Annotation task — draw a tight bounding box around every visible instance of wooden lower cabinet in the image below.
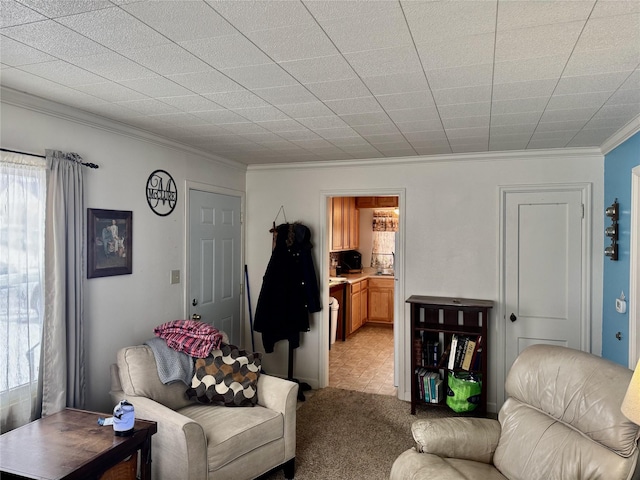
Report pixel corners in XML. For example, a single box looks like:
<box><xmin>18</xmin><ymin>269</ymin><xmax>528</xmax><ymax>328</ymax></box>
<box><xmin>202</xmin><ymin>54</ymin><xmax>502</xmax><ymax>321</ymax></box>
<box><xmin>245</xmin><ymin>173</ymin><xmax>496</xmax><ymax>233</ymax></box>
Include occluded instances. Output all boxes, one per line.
<box><xmin>347</xmin><ymin>279</ymin><xmax>368</xmax><ymax>335</ymax></box>
<box><xmin>368</xmin><ymin>277</ymin><xmax>394</xmax><ymax>324</ymax></box>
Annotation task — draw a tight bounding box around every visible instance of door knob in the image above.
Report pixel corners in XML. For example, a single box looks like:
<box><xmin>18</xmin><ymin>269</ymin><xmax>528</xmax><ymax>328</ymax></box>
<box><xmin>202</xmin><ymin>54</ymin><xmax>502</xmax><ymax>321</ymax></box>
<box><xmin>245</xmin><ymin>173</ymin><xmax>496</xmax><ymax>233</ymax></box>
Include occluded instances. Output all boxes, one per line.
<box><xmin>192</xmin><ymin>313</ymin><xmax>201</xmax><ymax>321</ymax></box>
<box><xmin>192</xmin><ymin>298</ymin><xmax>198</xmax><ymax>306</ymax></box>
<box><xmin>510</xmin><ymin>313</ymin><xmax>517</xmax><ymax>322</ymax></box>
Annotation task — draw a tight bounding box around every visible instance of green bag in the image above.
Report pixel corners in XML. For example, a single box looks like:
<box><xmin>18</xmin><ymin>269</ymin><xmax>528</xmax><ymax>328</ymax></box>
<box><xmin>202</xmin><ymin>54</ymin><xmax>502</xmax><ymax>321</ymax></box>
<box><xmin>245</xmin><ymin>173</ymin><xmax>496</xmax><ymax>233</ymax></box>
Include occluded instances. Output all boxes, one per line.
<box><xmin>446</xmin><ymin>372</ymin><xmax>482</xmax><ymax>412</ymax></box>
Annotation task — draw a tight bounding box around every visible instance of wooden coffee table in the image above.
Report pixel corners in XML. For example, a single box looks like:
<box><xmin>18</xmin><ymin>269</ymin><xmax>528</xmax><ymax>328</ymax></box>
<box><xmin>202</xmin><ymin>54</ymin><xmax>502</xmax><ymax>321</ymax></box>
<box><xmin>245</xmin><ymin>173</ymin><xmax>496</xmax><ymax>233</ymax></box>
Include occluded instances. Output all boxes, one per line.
<box><xmin>0</xmin><ymin>407</ymin><xmax>157</xmax><ymax>480</ymax></box>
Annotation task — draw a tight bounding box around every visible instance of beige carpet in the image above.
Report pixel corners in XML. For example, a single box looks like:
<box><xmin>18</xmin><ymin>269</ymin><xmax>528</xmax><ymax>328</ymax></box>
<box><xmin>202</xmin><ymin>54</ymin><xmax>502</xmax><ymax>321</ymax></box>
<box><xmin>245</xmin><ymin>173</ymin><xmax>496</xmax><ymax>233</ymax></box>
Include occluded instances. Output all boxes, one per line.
<box><xmin>259</xmin><ymin>387</ymin><xmax>455</xmax><ymax>480</ymax></box>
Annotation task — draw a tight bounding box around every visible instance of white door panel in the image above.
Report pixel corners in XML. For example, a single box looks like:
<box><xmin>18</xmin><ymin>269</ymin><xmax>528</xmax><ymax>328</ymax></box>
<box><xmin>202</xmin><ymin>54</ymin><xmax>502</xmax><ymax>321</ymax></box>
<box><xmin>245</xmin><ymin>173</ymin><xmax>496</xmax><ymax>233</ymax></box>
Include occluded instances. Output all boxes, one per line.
<box><xmin>505</xmin><ymin>190</ymin><xmax>583</xmax><ymax>372</ymax></box>
<box><xmin>189</xmin><ymin>190</ymin><xmax>241</xmax><ymax>345</ymax></box>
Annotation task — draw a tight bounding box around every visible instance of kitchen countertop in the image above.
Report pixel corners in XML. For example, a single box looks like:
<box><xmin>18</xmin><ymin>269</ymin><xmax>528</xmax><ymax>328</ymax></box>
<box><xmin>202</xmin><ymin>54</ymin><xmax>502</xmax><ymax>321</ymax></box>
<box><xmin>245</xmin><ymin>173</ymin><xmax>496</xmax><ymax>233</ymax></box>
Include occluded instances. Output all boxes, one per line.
<box><xmin>328</xmin><ymin>267</ymin><xmax>394</xmax><ymax>287</ymax></box>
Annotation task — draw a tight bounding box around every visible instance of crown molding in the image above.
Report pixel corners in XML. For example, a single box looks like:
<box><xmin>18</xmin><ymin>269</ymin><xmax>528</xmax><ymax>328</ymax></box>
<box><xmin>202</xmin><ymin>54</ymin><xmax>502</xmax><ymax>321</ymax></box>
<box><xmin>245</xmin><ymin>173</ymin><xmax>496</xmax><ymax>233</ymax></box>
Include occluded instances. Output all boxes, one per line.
<box><xmin>0</xmin><ymin>86</ymin><xmax>247</xmax><ymax>172</ymax></box>
<box><xmin>247</xmin><ymin>146</ymin><xmax>603</xmax><ymax>171</ymax></box>
<box><xmin>600</xmin><ymin>115</ymin><xmax>640</xmax><ymax>155</ymax></box>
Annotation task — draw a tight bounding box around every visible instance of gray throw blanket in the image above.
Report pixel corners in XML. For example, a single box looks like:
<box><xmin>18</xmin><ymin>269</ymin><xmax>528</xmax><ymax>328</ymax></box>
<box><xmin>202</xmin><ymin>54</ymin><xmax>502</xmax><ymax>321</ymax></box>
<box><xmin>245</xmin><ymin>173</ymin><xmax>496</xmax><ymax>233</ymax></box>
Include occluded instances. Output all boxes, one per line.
<box><xmin>145</xmin><ymin>337</ymin><xmax>194</xmax><ymax>385</ymax></box>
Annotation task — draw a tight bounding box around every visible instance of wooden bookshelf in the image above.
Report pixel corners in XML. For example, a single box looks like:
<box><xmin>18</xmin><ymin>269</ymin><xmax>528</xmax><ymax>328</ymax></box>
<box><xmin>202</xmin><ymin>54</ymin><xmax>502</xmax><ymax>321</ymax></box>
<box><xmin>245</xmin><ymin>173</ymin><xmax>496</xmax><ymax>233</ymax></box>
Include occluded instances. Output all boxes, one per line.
<box><xmin>406</xmin><ymin>295</ymin><xmax>493</xmax><ymax>415</ymax></box>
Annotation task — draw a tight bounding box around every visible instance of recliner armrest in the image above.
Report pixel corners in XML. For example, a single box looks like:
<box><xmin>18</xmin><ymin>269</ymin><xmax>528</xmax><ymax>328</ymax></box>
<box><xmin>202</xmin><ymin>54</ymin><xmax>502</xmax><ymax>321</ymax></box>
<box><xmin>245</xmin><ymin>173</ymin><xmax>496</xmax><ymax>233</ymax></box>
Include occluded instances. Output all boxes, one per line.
<box><xmin>412</xmin><ymin>417</ymin><xmax>501</xmax><ymax>464</ymax></box>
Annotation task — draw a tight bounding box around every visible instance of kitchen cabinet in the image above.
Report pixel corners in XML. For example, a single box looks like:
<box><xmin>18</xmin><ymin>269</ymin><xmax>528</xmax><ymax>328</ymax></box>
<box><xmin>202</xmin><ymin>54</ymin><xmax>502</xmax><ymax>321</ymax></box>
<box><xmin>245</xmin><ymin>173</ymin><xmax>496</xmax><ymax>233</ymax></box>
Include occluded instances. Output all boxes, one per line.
<box><xmin>368</xmin><ymin>277</ymin><xmax>394</xmax><ymax>324</ymax></box>
<box><xmin>330</xmin><ymin>197</ymin><xmax>359</xmax><ymax>252</ymax></box>
<box><xmin>355</xmin><ymin>196</ymin><xmax>398</xmax><ymax>209</ymax></box>
<box><xmin>347</xmin><ymin>278</ymin><xmax>368</xmax><ymax>335</ymax></box>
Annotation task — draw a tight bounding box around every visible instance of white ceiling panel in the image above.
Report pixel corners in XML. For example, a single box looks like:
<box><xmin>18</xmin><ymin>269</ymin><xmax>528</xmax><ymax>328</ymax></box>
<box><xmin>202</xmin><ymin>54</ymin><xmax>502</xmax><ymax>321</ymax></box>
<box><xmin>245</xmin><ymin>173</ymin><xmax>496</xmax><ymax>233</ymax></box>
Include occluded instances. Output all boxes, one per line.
<box><xmin>0</xmin><ymin>0</ymin><xmax>638</xmax><ymax>165</ymax></box>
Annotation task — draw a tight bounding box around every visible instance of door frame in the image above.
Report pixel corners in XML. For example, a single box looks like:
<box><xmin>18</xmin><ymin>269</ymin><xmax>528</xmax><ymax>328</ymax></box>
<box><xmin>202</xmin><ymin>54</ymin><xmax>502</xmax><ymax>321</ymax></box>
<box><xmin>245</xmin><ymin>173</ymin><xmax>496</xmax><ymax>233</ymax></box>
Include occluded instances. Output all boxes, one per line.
<box><xmin>629</xmin><ymin>166</ymin><xmax>640</xmax><ymax>368</ymax></box>
<box><xmin>184</xmin><ymin>180</ymin><xmax>246</xmax><ymax>336</ymax></box>
<box><xmin>318</xmin><ymin>188</ymin><xmax>407</xmax><ymax>400</ymax></box>
<box><xmin>497</xmin><ymin>183</ymin><xmax>592</xmax><ymax>408</ymax></box>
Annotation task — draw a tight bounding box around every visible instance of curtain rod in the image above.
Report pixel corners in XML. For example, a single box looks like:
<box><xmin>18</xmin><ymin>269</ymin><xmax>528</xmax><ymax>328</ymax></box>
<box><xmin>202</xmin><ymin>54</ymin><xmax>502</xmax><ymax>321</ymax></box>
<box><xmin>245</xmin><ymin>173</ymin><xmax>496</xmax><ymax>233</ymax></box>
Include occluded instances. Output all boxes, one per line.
<box><xmin>0</xmin><ymin>148</ymin><xmax>99</xmax><ymax>169</ymax></box>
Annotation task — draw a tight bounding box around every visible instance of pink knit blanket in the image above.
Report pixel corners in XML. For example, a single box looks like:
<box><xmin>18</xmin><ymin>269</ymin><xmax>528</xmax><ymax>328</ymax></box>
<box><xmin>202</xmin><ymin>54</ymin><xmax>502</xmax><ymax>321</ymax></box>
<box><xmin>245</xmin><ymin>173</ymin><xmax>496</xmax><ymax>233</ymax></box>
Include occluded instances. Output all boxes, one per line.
<box><xmin>154</xmin><ymin>320</ymin><xmax>224</xmax><ymax>358</ymax></box>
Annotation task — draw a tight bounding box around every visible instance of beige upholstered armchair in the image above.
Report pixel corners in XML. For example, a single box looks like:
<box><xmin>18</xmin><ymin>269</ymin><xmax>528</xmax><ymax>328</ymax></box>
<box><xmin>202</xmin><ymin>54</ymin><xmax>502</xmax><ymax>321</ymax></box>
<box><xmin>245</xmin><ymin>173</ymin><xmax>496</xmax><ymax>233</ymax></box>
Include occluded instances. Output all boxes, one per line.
<box><xmin>110</xmin><ymin>344</ymin><xmax>298</xmax><ymax>480</ymax></box>
<box><xmin>391</xmin><ymin>345</ymin><xmax>640</xmax><ymax>480</ymax></box>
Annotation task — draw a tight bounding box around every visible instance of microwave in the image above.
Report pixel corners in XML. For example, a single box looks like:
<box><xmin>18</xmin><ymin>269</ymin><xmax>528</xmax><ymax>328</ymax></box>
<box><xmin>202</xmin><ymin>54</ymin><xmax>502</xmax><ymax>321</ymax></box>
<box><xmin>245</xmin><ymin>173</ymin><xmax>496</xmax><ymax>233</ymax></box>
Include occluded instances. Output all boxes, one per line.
<box><xmin>342</xmin><ymin>250</ymin><xmax>362</xmax><ymax>271</ymax></box>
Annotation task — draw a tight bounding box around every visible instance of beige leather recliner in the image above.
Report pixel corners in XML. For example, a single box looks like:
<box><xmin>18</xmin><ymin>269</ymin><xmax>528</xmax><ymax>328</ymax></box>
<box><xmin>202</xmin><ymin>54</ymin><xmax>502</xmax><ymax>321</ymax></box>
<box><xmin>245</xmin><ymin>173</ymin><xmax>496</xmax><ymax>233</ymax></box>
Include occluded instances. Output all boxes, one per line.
<box><xmin>390</xmin><ymin>345</ymin><xmax>640</xmax><ymax>480</ymax></box>
<box><xmin>110</xmin><ymin>344</ymin><xmax>298</xmax><ymax>480</ymax></box>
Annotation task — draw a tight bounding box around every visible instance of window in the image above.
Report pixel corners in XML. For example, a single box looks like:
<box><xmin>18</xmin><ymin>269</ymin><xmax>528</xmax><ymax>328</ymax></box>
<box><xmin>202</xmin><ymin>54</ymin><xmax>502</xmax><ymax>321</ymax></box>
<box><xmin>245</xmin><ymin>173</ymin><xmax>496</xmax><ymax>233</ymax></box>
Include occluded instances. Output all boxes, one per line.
<box><xmin>371</xmin><ymin>209</ymin><xmax>398</xmax><ymax>270</ymax></box>
<box><xmin>0</xmin><ymin>153</ymin><xmax>46</xmax><ymax>428</ymax></box>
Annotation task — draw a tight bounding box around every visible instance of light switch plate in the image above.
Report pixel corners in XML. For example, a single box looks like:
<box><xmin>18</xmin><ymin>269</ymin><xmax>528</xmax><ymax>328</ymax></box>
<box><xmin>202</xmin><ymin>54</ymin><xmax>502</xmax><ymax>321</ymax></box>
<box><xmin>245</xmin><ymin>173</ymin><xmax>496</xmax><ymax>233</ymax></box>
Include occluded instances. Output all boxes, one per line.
<box><xmin>616</xmin><ymin>298</ymin><xmax>626</xmax><ymax>314</ymax></box>
<box><xmin>170</xmin><ymin>270</ymin><xmax>180</xmax><ymax>284</ymax></box>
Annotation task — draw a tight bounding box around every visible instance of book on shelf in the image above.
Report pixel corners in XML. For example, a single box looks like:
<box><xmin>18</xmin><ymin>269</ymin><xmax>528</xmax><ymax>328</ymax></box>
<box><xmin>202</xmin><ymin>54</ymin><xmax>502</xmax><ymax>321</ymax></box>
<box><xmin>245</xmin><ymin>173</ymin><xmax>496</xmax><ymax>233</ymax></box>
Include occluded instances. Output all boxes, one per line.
<box><xmin>461</xmin><ymin>338</ymin><xmax>477</xmax><ymax>370</ymax></box>
<box><xmin>447</xmin><ymin>334</ymin><xmax>482</xmax><ymax>370</ymax></box>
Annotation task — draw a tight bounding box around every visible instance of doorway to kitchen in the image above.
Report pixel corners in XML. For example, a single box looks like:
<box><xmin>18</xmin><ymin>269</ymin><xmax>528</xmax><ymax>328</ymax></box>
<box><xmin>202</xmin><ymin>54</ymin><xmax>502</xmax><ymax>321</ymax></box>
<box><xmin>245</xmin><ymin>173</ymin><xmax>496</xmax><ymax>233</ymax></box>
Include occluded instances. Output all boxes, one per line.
<box><xmin>324</xmin><ymin>193</ymin><xmax>403</xmax><ymax>397</ymax></box>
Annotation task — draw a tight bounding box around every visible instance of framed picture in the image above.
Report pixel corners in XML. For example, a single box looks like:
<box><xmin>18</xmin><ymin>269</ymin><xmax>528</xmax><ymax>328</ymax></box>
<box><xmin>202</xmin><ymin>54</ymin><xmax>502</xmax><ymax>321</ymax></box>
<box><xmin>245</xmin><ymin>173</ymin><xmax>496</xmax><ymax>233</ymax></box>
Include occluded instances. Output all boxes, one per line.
<box><xmin>87</xmin><ymin>208</ymin><xmax>132</xmax><ymax>278</ymax></box>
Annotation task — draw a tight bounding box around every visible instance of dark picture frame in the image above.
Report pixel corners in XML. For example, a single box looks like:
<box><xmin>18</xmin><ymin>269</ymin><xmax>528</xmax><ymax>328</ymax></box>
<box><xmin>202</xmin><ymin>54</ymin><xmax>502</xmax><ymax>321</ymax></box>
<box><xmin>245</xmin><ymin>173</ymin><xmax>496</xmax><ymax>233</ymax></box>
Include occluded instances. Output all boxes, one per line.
<box><xmin>87</xmin><ymin>208</ymin><xmax>132</xmax><ymax>278</ymax></box>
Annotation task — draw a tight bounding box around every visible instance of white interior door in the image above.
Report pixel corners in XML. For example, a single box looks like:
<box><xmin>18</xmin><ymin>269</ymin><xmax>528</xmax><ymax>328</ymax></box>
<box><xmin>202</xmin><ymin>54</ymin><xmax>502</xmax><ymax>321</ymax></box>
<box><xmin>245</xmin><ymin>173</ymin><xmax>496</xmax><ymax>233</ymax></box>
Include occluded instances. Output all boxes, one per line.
<box><xmin>504</xmin><ymin>189</ymin><xmax>584</xmax><ymax>372</ymax></box>
<box><xmin>189</xmin><ymin>189</ymin><xmax>241</xmax><ymax>345</ymax></box>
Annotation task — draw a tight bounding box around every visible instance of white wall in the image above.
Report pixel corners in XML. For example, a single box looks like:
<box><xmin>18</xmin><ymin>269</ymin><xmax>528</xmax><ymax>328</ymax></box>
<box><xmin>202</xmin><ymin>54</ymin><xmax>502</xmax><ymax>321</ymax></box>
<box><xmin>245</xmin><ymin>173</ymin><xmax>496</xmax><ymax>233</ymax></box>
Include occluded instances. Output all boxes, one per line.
<box><xmin>1</xmin><ymin>90</ymin><xmax>246</xmax><ymax>412</ymax></box>
<box><xmin>246</xmin><ymin>151</ymin><xmax>604</xmax><ymax>411</ymax></box>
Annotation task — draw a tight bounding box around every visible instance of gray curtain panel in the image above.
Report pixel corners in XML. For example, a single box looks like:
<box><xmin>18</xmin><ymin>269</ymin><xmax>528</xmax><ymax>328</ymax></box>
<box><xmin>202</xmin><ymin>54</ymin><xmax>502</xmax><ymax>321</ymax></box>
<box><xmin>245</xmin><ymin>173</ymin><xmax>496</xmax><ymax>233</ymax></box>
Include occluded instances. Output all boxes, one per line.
<box><xmin>41</xmin><ymin>149</ymin><xmax>85</xmax><ymax>415</ymax></box>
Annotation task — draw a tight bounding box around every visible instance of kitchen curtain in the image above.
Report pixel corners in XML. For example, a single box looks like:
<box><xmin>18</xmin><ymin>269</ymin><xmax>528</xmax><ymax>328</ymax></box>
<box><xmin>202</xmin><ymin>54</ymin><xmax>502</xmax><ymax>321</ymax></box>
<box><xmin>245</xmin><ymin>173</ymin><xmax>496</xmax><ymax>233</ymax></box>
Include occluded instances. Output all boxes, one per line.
<box><xmin>41</xmin><ymin>149</ymin><xmax>86</xmax><ymax>415</ymax></box>
<box><xmin>371</xmin><ymin>209</ymin><xmax>398</xmax><ymax>270</ymax></box>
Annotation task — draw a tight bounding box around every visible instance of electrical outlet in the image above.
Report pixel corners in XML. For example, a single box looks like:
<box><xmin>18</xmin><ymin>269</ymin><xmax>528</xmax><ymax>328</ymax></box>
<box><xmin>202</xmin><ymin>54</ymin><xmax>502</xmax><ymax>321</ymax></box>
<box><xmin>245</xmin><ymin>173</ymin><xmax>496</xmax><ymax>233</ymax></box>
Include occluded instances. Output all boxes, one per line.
<box><xmin>170</xmin><ymin>270</ymin><xmax>180</xmax><ymax>284</ymax></box>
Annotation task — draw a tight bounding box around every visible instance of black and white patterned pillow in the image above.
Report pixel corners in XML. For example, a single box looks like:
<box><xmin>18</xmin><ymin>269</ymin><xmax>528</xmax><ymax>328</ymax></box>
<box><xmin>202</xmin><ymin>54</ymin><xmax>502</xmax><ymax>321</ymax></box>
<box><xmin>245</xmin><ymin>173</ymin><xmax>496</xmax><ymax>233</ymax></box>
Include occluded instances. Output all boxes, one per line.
<box><xmin>186</xmin><ymin>344</ymin><xmax>261</xmax><ymax>407</ymax></box>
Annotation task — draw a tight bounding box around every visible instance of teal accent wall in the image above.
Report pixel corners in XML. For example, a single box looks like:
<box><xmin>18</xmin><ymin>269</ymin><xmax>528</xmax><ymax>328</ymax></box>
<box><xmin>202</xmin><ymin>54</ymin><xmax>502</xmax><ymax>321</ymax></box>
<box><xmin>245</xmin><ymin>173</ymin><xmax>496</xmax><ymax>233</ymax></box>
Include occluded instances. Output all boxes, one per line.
<box><xmin>602</xmin><ymin>131</ymin><xmax>640</xmax><ymax>365</ymax></box>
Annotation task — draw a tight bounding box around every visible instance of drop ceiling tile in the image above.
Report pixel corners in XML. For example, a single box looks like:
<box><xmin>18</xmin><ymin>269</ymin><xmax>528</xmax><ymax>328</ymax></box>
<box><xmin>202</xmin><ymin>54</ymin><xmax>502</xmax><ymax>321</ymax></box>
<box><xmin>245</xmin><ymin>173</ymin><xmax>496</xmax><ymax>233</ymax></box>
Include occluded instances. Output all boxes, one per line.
<box><xmin>247</xmin><ymin>24</ymin><xmax>338</xmax><ymax>62</ymax></box>
<box><xmin>0</xmin><ymin>35</ymin><xmax>56</xmax><ymax>66</ymax></box>
<box><xmin>375</xmin><ymin>91</ymin><xmax>435</xmax><ymax>111</ymax></box>
<box><xmin>277</xmin><ymin>101</ymin><xmax>335</xmax><ymax>118</ymax></box>
<box><xmin>495</xmin><ymin>21</ymin><xmax>583</xmax><ymax>62</ymax></box>
<box><xmin>492</xmin><ymin>96</ymin><xmax>550</xmax><ymax>115</ymax></box>
<box><xmin>439</xmin><ymin>102</ymin><xmax>490</xmax><ymax>119</ymax></box>
<box><xmin>445</xmin><ymin>126</ymin><xmax>490</xmax><ymax>139</ymax></box>
<box><xmin>253</xmin><ymin>84</ymin><xmax>317</xmax><ymax>105</ymax></box>
<box><xmin>535</xmin><ymin>120</ymin><xmax>587</xmax><ymax>132</ymax></box>
<box><xmin>596</xmin><ymin>103</ymin><xmax>640</xmax><ymax>119</ymax></box>
<box><xmin>492</xmin><ymin>78</ymin><xmax>557</xmax><ymax>101</ymax></box>
<box><xmin>443</xmin><ymin>116</ymin><xmax>490</xmax><ymax>129</ymax></box>
<box><xmin>344</xmin><ymin>45</ymin><xmax>423</xmax><ymax>78</ymax></box>
<box><xmin>204</xmin><ymin>90</ymin><xmax>269</xmax><ymax>109</ymax></box>
<box><xmin>568</xmin><ymin>128</ymin><xmax>619</xmax><ymax>146</ymax></box>
<box><xmin>324</xmin><ymin>96</ymin><xmax>381</xmax><ymax>115</ymax></box>
<box><xmin>555</xmin><ymin>71</ymin><xmax>632</xmax><ymax>95</ymax></box>
<box><xmin>210</xmin><ymin>0</ymin><xmax>315</xmax><ymax>31</ymax></box>
<box><xmin>83</xmin><ymin>102</ymin><xmax>140</xmax><ymax>120</ymax></box>
<box><xmin>149</xmin><ymin>112</ymin><xmax>209</xmax><ymax>127</ymax></box>
<box><xmin>375</xmin><ymin>145</ymin><xmax>416</xmax><ymax>157</ymax></box>
<box><xmin>563</xmin><ymin>47</ymin><xmax>640</xmax><ymax>77</ymax></box>
<box><xmin>426</xmin><ymin>63</ymin><xmax>494</xmax><ymax>90</ymax></box>
<box><xmin>489</xmin><ymin>141</ymin><xmax>528</xmax><ymax>151</ymax></box>
<box><xmin>529</xmin><ymin>130</ymin><xmax>578</xmax><ymax>141</ymax></box>
<box><xmin>58</xmin><ymin>7</ymin><xmax>168</xmax><ymax>51</ymax></box>
<box><xmin>290</xmin><ymin>138</ymin><xmax>334</xmax><ymax>149</ymax></box>
<box><xmin>315</xmin><ymin>127</ymin><xmax>360</xmax><ymax>139</ymax></box>
<box><xmin>340</xmin><ymin>112</ymin><xmax>392</xmax><ymax>127</ymax></box>
<box><xmin>1</xmin><ymin>0</ymin><xmax>46</xmax><ymax>27</ymax></box>
<box><xmin>191</xmin><ymin>109</ymin><xmax>248</xmax><ymax>124</ymax></box>
<box><xmin>2</xmin><ymin>20</ymin><xmax>109</xmax><ymax>59</ymax></box>
<box><xmin>221</xmin><ymin>63</ymin><xmax>297</xmax><ymax>90</ymax></box>
<box><xmin>121</xmin><ymin>43</ymin><xmax>210</xmax><ymax>76</ymax></box>
<box><xmin>491</xmin><ymin>111</ymin><xmax>543</xmax><ymax>126</ymax></box>
<box><xmin>396</xmin><ymin>119</ymin><xmax>445</xmax><ymax>132</ymax></box>
<box><xmin>539</xmin><ymin>106</ymin><xmax>598</xmax><ymax>123</ymax></box>
<box><xmin>316</xmin><ymin>7</ymin><xmax>412</xmax><ymax>53</ymax></box>
<box><xmin>240</xmin><ymin>132</ymin><xmax>286</xmax><ymax>144</ymax></box>
<box><xmin>387</xmin><ymin>107</ymin><xmax>439</xmax><ymax>124</ymax></box>
<box><xmin>71</xmin><ymin>81</ymin><xmax>146</xmax><ymax>102</ymax></box>
<box><xmin>493</xmin><ymin>55</ymin><xmax>568</xmax><ymax>85</ymax></box>
<box><xmin>527</xmin><ymin>138</ymin><xmax>571</xmax><ymax>148</ymax></box>
<box><xmin>19</xmin><ymin>0</ymin><xmax>113</xmax><ymax>18</ymax></box>
<box><xmin>415</xmin><ymin>33</ymin><xmax>495</xmax><ymax>70</ymax></box>
<box><xmin>157</xmin><ymin>95</ymin><xmax>223</xmax><ymax>112</ymax></box>
<box><xmin>179</xmin><ymin>35</ymin><xmax>272</xmax><ymax>69</ymax></box>
<box><xmin>305</xmin><ymin>78</ymin><xmax>371</xmax><ymax>101</ymax></box>
<box><xmin>414</xmin><ymin>145</ymin><xmax>452</xmax><ymax>156</ymax></box>
<box><xmin>363</xmin><ymin>134</ymin><xmax>409</xmax><ymax>145</ymax></box>
<box><xmin>122</xmin><ymin>116</ymin><xmax>170</xmax><ymax>130</ymax></box>
<box><xmin>489</xmin><ymin>133</ymin><xmax>534</xmax><ymax>143</ymax></box>
<box><xmin>116</xmin><ymin>98</ymin><xmax>180</xmax><ymax>116</ymax></box>
<box><xmin>231</xmin><ymin>106</ymin><xmax>291</xmax><ymax>122</ymax></box>
<box><xmin>120</xmin><ymin>76</ymin><xmax>193</xmax><ymax>98</ymax></box>
<box><xmin>180</xmin><ymin>124</ymin><xmax>229</xmax><ymax>136</ymax></box>
<box><xmin>591</xmin><ymin>0</ymin><xmax>640</xmax><ymax>18</ymax></box>
<box><xmin>122</xmin><ymin>1</ymin><xmax>236</xmax><ymax>42</ymax></box>
<box><xmin>220</xmin><ymin>122</ymin><xmax>270</xmax><ymax>135</ymax></box>
<box><xmin>432</xmin><ymin>85</ymin><xmax>492</xmax><ymax>106</ymax></box>
<box><xmin>43</xmin><ymin>85</ymin><xmax>107</xmax><ymax>108</ymax></box>
<box><xmin>496</xmin><ymin>1</ymin><xmax>593</xmax><ymax>31</ymax></box>
<box><xmin>409</xmin><ymin>139</ymin><xmax>451</xmax><ymax>150</ymax></box>
<box><xmin>403</xmin><ymin>131</ymin><xmax>448</xmax><ymax>143</ymax></box>
<box><xmin>19</xmin><ymin>60</ymin><xmax>106</xmax><ymax>86</ymax></box>
<box><xmin>361</xmin><ymin>71</ymin><xmax>429</xmax><ymax>96</ymax></box>
<box><xmin>328</xmin><ymin>137</ymin><xmax>371</xmax><ymax>147</ymax></box>
<box><xmin>256</xmin><ymin>118</ymin><xmax>309</xmax><ymax>133</ymax></box>
<box><xmin>304</xmin><ymin>1</ymin><xmax>397</xmax><ymax>22</ymax></box>
<box><xmin>451</xmin><ymin>144</ymin><xmax>488</xmax><ymax>154</ymax></box>
<box><xmin>352</xmin><ymin>123</ymin><xmax>400</xmax><ymax>136</ymax></box>
<box><xmin>296</xmin><ymin>115</ymin><xmax>349</xmax><ymax>129</ymax></box>
<box><xmin>490</xmin><ymin>124</ymin><xmax>537</xmax><ymax>136</ymax></box>
<box><xmin>71</xmin><ymin>52</ymin><xmax>157</xmax><ymax>82</ymax></box>
<box><xmin>606</xmin><ymin>88</ymin><xmax>640</xmax><ymax>106</ymax></box>
<box><xmin>575</xmin><ymin>13</ymin><xmax>640</xmax><ymax>52</ymax></box>
<box><xmin>280</xmin><ymin>55</ymin><xmax>356</xmax><ymax>84</ymax></box>
<box><xmin>402</xmin><ymin>1</ymin><xmax>496</xmax><ymax>44</ymax></box>
<box><xmin>169</xmin><ymin>70</ymin><xmax>243</xmax><ymax>95</ymax></box>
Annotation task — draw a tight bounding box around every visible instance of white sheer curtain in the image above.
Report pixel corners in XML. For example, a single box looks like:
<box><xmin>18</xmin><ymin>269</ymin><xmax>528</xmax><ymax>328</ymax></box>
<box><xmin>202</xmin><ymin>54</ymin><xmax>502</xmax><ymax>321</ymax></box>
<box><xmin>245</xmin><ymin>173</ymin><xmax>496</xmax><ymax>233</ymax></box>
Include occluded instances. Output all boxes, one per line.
<box><xmin>0</xmin><ymin>151</ymin><xmax>46</xmax><ymax>433</ymax></box>
<box><xmin>371</xmin><ymin>210</ymin><xmax>398</xmax><ymax>269</ymax></box>
<box><xmin>41</xmin><ymin>149</ymin><xmax>86</xmax><ymax>415</ymax></box>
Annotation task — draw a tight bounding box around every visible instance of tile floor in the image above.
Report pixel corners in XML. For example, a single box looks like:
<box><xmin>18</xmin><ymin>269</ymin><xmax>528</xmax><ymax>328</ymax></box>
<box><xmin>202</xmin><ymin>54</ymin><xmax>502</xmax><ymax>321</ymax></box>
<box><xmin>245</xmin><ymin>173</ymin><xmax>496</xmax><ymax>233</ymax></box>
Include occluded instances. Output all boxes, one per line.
<box><xmin>329</xmin><ymin>324</ymin><xmax>397</xmax><ymax>396</ymax></box>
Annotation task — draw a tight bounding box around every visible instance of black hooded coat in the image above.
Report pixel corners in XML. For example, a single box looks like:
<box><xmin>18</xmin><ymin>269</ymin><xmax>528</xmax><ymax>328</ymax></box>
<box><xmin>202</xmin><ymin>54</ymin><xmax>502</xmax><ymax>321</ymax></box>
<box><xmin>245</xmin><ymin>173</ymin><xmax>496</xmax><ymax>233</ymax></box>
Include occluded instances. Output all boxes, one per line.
<box><xmin>254</xmin><ymin>223</ymin><xmax>321</xmax><ymax>353</ymax></box>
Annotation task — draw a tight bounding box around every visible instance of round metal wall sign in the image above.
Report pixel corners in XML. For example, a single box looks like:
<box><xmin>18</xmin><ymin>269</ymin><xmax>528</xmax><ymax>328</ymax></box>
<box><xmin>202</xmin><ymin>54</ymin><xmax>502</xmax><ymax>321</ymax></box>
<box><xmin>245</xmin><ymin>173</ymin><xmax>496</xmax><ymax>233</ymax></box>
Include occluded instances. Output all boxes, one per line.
<box><xmin>146</xmin><ymin>169</ymin><xmax>177</xmax><ymax>216</ymax></box>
